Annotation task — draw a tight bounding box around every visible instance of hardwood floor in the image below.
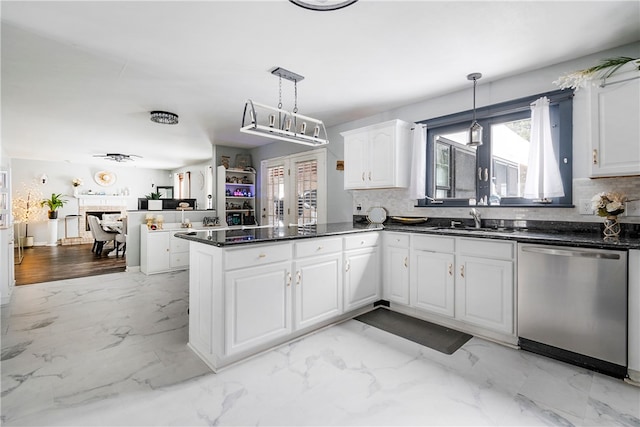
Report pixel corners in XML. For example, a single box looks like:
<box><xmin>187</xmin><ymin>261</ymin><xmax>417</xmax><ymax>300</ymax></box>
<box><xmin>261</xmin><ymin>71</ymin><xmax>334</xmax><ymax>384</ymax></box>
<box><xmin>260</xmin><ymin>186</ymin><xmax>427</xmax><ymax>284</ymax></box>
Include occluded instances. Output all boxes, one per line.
<box><xmin>14</xmin><ymin>243</ymin><xmax>126</xmax><ymax>286</ymax></box>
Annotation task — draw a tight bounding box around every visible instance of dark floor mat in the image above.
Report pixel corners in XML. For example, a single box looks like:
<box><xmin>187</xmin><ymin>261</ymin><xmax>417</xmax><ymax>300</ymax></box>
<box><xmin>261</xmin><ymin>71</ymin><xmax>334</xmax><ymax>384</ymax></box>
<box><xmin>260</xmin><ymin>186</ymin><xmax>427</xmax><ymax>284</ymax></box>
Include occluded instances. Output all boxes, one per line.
<box><xmin>354</xmin><ymin>308</ymin><xmax>472</xmax><ymax>355</ymax></box>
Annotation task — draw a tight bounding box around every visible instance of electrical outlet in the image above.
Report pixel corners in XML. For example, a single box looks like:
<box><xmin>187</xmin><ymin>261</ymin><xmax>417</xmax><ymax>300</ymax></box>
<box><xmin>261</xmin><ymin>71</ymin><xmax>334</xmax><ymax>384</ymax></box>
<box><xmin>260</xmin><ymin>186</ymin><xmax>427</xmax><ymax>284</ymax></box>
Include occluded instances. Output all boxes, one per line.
<box><xmin>579</xmin><ymin>199</ymin><xmax>594</xmax><ymax>215</ymax></box>
<box><xmin>625</xmin><ymin>200</ymin><xmax>640</xmax><ymax>217</ymax></box>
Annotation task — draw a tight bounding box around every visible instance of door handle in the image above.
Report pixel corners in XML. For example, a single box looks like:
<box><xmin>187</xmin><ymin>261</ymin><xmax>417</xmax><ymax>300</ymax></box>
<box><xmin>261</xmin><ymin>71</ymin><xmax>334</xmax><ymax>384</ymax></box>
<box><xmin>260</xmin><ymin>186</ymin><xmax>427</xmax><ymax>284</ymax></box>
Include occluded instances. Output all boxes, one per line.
<box><xmin>286</xmin><ymin>272</ymin><xmax>292</xmax><ymax>287</ymax></box>
<box><xmin>460</xmin><ymin>265</ymin><xmax>465</xmax><ymax>278</ymax></box>
<box><xmin>448</xmin><ymin>263</ymin><xmax>453</xmax><ymax>276</ymax></box>
<box><xmin>403</xmin><ymin>257</ymin><xmax>408</xmax><ymax>268</ymax></box>
<box><xmin>296</xmin><ymin>271</ymin><xmax>301</xmax><ymax>285</ymax></box>
<box><xmin>361</xmin><ymin>172</ymin><xmax>365</xmax><ymax>181</ymax></box>
<box><xmin>368</xmin><ymin>171</ymin><xmax>372</xmax><ymax>181</ymax></box>
<box><xmin>345</xmin><ymin>260</ymin><xmax>350</xmax><ymax>272</ymax></box>
<box><xmin>484</xmin><ymin>168</ymin><xmax>489</xmax><ymax>182</ymax></box>
<box><xmin>478</xmin><ymin>167</ymin><xmax>482</xmax><ymax>181</ymax></box>
<box><xmin>593</xmin><ymin>149</ymin><xmax>598</xmax><ymax>165</ymax></box>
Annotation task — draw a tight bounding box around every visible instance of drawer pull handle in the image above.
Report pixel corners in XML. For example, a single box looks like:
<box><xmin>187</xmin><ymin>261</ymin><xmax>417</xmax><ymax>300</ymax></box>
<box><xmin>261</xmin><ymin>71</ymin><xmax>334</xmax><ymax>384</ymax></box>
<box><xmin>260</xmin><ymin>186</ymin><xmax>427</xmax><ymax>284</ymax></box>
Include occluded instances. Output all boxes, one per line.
<box><xmin>593</xmin><ymin>149</ymin><xmax>598</xmax><ymax>165</ymax></box>
<box><xmin>368</xmin><ymin>171</ymin><xmax>372</xmax><ymax>181</ymax></box>
<box><xmin>460</xmin><ymin>265</ymin><xmax>465</xmax><ymax>278</ymax></box>
<box><xmin>296</xmin><ymin>271</ymin><xmax>301</xmax><ymax>285</ymax></box>
<box><xmin>345</xmin><ymin>260</ymin><xmax>350</xmax><ymax>272</ymax></box>
<box><xmin>448</xmin><ymin>263</ymin><xmax>453</xmax><ymax>276</ymax></box>
<box><xmin>287</xmin><ymin>272</ymin><xmax>292</xmax><ymax>287</ymax></box>
<box><xmin>317</xmin><ymin>246</ymin><xmax>323</xmax><ymax>251</ymax></box>
<box><xmin>258</xmin><ymin>253</ymin><xmax>266</xmax><ymax>258</ymax></box>
<box><xmin>403</xmin><ymin>257</ymin><xmax>408</xmax><ymax>268</ymax></box>
<box><xmin>362</xmin><ymin>172</ymin><xmax>365</xmax><ymax>181</ymax></box>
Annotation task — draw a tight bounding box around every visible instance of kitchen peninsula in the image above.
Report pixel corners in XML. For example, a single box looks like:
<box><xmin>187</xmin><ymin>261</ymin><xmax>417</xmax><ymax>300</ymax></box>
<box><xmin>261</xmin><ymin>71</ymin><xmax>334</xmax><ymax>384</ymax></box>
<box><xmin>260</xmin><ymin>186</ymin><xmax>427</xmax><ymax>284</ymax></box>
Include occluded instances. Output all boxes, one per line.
<box><xmin>176</xmin><ymin>223</ymin><xmax>383</xmax><ymax>372</ymax></box>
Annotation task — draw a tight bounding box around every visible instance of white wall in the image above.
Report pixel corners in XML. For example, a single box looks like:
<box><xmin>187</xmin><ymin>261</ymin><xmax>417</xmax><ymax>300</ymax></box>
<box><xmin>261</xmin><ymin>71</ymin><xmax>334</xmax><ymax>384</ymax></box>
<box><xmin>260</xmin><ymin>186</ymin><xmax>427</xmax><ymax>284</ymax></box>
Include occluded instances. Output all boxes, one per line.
<box><xmin>253</xmin><ymin>41</ymin><xmax>640</xmax><ymax>224</ymax></box>
<box><xmin>11</xmin><ymin>158</ymin><xmax>173</xmax><ymax>244</ymax></box>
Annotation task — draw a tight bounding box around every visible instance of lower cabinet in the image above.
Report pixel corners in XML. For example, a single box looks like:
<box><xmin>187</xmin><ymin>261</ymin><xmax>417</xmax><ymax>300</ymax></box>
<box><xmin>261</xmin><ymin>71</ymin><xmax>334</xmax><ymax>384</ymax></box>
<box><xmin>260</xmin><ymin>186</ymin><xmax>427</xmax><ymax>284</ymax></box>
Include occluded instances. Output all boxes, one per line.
<box><xmin>188</xmin><ymin>232</ymin><xmax>379</xmax><ymax>372</ymax></box>
<box><xmin>405</xmin><ymin>234</ymin><xmax>515</xmax><ymax>338</ymax></box>
<box><xmin>293</xmin><ymin>252</ymin><xmax>343</xmax><ymax>330</ymax></box>
<box><xmin>383</xmin><ymin>232</ymin><xmax>410</xmax><ymax>305</ymax></box>
<box><xmin>344</xmin><ymin>233</ymin><xmax>381</xmax><ymax>311</ymax></box>
<box><xmin>225</xmin><ymin>261</ymin><xmax>292</xmax><ymax>355</ymax></box>
<box><xmin>141</xmin><ymin>227</ymin><xmax>190</xmax><ymax>275</ymax></box>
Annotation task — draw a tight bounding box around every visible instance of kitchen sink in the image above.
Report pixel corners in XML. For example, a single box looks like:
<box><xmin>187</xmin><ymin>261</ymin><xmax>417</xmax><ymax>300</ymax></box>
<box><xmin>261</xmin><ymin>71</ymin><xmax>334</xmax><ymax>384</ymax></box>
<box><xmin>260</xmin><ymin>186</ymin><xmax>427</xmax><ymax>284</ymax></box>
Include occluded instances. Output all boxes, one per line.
<box><xmin>438</xmin><ymin>226</ymin><xmax>516</xmax><ymax>234</ymax></box>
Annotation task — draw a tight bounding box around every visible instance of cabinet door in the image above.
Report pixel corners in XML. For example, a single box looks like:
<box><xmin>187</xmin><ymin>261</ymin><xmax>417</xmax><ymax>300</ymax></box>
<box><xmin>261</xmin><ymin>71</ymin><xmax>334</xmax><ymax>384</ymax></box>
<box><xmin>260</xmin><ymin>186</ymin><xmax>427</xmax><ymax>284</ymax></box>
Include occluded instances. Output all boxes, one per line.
<box><xmin>455</xmin><ymin>255</ymin><xmax>513</xmax><ymax>334</ymax></box>
<box><xmin>384</xmin><ymin>245</ymin><xmax>409</xmax><ymax>305</ymax></box>
<box><xmin>224</xmin><ymin>261</ymin><xmax>292</xmax><ymax>355</ymax></box>
<box><xmin>590</xmin><ymin>70</ymin><xmax>640</xmax><ymax>177</ymax></box>
<box><xmin>189</xmin><ymin>244</ymin><xmax>215</xmax><ymax>354</ymax></box>
<box><xmin>344</xmin><ymin>247</ymin><xmax>381</xmax><ymax>311</ymax></box>
<box><xmin>144</xmin><ymin>232</ymin><xmax>171</xmax><ymax>274</ymax></box>
<box><xmin>410</xmin><ymin>249</ymin><xmax>455</xmax><ymax>317</ymax></box>
<box><xmin>293</xmin><ymin>253</ymin><xmax>343</xmax><ymax>330</ymax></box>
<box><xmin>368</xmin><ymin>126</ymin><xmax>395</xmax><ymax>187</ymax></box>
<box><xmin>344</xmin><ymin>132</ymin><xmax>368</xmax><ymax>189</ymax></box>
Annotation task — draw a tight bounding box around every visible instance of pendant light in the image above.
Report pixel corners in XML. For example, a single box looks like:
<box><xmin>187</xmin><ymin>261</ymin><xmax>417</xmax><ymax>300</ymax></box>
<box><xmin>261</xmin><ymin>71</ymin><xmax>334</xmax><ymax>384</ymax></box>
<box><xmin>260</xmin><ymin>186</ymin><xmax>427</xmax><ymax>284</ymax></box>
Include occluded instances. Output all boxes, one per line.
<box><xmin>467</xmin><ymin>73</ymin><xmax>483</xmax><ymax>146</ymax></box>
<box><xmin>241</xmin><ymin>67</ymin><xmax>328</xmax><ymax>147</ymax></box>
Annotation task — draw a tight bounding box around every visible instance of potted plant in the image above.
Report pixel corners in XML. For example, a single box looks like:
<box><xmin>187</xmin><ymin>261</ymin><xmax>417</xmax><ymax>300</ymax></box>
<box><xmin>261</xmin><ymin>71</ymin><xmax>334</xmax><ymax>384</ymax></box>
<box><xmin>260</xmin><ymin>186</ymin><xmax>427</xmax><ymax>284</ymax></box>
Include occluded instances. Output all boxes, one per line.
<box><xmin>146</xmin><ymin>189</ymin><xmax>163</xmax><ymax>211</ymax></box>
<box><xmin>40</xmin><ymin>193</ymin><xmax>67</xmax><ymax>219</ymax></box>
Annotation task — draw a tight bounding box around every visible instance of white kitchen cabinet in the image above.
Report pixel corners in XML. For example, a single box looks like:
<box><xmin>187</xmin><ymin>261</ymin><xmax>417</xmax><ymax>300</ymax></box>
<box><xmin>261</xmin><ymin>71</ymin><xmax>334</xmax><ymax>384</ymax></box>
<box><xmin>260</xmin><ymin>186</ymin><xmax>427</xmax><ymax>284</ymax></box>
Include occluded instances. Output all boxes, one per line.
<box><xmin>293</xmin><ymin>237</ymin><xmax>343</xmax><ymax>330</ymax></box>
<box><xmin>343</xmin><ymin>232</ymin><xmax>381</xmax><ymax>311</ymax></box>
<box><xmin>589</xmin><ymin>67</ymin><xmax>640</xmax><ymax>177</ymax></box>
<box><xmin>341</xmin><ymin>119</ymin><xmax>412</xmax><ymax>189</ymax></box>
<box><xmin>456</xmin><ymin>255</ymin><xmax>513</xmax><ymax>335</ymax></box>
<box><xmin>407</xmin><ymin>234</ymin><xmax>515</xmax><ymax>336</ymax></box>
<box><xmin>140</xmin><ymin>227</ymin><xmax>190</xmax><ymax>275</ymax></box>
<box><xmin>410</xmin><ymin>235</ymin><xmax>455</xmax><ymax>317</ymax></box>
<box><xmin>383</xmin><ymin>232</ymin><xmax>410</xmax><ymax>305</ymax></box>
<box><xmin>224</xmin><ymin>261</ymin><xmax>292</xmax><ymax>355</ymax></box>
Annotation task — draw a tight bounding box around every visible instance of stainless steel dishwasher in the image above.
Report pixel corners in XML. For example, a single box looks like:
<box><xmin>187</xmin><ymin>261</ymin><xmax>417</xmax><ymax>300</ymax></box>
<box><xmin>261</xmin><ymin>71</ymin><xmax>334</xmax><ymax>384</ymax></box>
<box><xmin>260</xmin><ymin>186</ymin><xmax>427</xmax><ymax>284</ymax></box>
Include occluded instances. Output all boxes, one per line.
<box><xmin>518</xmin><ymin>243</ymin><xmax>627</xmax><ymax>378</ymax></box>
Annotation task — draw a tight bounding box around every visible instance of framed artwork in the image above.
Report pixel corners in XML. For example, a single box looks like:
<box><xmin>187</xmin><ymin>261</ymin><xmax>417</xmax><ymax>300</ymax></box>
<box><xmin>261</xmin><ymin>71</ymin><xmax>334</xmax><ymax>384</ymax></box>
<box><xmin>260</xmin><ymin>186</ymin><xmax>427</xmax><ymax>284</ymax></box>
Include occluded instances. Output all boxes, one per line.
<box><xmin>157</xmin><ymin>186</ymin><xmax>174</xmax><ymax>199</ymax></box>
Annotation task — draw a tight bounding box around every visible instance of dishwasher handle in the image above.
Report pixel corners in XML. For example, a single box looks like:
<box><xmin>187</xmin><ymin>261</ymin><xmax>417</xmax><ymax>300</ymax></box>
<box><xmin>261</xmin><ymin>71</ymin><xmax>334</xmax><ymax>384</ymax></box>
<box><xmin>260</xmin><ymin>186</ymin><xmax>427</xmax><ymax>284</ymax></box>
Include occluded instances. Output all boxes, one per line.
<box><xmin>521</xmin><ymin>246</ymin><xmax>620</xmax><ymax>260</ymax></box>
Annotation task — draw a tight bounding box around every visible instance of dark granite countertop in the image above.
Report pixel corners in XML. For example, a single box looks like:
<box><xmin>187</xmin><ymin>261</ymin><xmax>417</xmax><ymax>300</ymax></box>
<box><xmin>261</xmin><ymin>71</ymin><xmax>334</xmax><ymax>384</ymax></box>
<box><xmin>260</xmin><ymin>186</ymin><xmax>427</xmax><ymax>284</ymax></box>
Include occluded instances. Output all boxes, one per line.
<box><xmin>175</xmin><ymin>219</ymin><xmax>639</xmax><ymax>250</ymax></box>
<box><xmin>174</xmin><ymin>222</ymin><xmax>383</xmax><ymax>247</ymax></box>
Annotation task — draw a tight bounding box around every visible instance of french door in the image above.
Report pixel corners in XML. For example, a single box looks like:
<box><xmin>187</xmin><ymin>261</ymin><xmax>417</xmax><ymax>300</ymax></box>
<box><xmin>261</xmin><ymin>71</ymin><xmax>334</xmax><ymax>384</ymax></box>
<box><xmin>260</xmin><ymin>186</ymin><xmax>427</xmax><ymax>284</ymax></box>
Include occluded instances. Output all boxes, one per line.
<box><xmin>261</xmin><ymin>149</ymin><xmax>326</xmax><ymax>227</ymax></box>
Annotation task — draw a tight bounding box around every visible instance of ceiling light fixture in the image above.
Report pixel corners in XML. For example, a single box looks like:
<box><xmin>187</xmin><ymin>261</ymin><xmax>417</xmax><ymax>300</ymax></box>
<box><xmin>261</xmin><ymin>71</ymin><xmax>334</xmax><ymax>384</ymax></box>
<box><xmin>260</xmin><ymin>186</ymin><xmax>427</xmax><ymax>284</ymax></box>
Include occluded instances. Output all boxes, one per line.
<box><xmin>150</xmin><ymin>110</ymin><xmax>179</xmax><ymax>125</ymax></box>
<box><xmin>289</xmin><ymin>0</ymin><xmax>358</xmax><ymax>11</ymax></box>
<box><xmin>241</xmin><ymin>67</ymin><xmax>328</xmax><ymax>147</ymax></box>
<box><xmin>467</xmin><ymin>73</ymin><xmax>483</xmax><ymax>147</ymax></box>
<box><xmin>93</xmin><ymin>153</ymin><xmax>142</xmax><ymax>162</ymax></box>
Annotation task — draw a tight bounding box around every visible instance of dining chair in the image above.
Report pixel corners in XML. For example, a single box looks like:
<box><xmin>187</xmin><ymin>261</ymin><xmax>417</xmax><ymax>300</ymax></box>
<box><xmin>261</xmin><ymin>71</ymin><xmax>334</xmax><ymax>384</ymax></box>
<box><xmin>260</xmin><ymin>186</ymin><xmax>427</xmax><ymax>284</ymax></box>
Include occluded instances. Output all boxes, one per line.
<box><xmin>115</xmin><ymin>218</ymin><xmax>127</xmax><ymax>257</ymax></box>
<box><xmin>87</xmin><ymin>215</ymin><xmax>118</xmax><ymax>256</ymax></box>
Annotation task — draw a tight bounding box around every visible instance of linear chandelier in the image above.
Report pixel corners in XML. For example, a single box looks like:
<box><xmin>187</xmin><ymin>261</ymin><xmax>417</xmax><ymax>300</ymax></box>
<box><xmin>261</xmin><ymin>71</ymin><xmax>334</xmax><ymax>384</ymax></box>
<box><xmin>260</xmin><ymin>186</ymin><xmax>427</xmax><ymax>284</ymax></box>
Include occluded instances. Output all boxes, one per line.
<box><xmin>240</xmin><ymin>67</ymin><xmax>329</xmax><ymax>147</ymax></box>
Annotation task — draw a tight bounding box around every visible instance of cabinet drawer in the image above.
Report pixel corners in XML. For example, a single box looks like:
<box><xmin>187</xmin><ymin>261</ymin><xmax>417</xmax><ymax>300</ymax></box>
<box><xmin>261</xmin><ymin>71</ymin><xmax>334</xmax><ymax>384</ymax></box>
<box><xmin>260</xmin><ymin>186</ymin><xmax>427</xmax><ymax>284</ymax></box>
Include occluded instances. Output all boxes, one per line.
<box><xmin>295</xmin><ymin>237</ymin><xmax>342</xmax><ymax>258</ymax></box>
<box><xmin>412</xmin><ymin>234</ymin><xmax>455</xmax><ymax>253</ymax></box>
<box><xmin>225</xmin><ymin>243</ymin><xmax>292</xmax><ymax>270</ymax></box>
<box><xmin>170</xmin><ymin>253</ymin><xmax>189</xmax><ymax>268</ymax></box>
<box><xmin>384</xmin><ymin>232</ymin><xmax>409</xmax><ymax>247</ymax></box>
<box><xmin>170</xmin><ymin>236</ymin><xmax>189</xmax><ymax>253</ymax></box>
<box><xmin>458</xmin><ymin>237</ymin><xmax>514</xmax><ymax>260</ymax></box>
<box><xmin>344</xmin><ymin>232</ymin><xmax>380</xmax><ymax>250</ymax></box>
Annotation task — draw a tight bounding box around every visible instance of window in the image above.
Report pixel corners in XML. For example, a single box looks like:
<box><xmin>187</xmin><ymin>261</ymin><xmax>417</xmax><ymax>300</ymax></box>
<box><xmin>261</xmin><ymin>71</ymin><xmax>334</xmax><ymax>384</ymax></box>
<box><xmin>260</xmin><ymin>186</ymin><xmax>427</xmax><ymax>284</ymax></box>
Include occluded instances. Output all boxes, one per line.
<box><xmin>419</xmin><ymin>89</ymin><xmax>573</xmax><ymax>207</ymax></box>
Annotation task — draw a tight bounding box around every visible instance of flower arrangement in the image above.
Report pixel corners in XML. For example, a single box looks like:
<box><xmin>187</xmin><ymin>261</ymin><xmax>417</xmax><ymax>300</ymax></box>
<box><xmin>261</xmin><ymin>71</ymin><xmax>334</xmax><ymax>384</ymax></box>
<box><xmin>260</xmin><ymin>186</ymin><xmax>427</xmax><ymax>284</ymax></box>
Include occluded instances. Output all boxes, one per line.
<box><xmin>553</xmin><ymin>57</ymin><xmax>640</xmax><ymax>91</ymax></box>
<box><xmin>72</xmin><ymin>178</ymin><xmax>83</xmax><ymax>187</ymax></box>
<box><xmin>591</xmin><ymin>191</ymin><xmax>627</xmax><ymax>218</ymax></box>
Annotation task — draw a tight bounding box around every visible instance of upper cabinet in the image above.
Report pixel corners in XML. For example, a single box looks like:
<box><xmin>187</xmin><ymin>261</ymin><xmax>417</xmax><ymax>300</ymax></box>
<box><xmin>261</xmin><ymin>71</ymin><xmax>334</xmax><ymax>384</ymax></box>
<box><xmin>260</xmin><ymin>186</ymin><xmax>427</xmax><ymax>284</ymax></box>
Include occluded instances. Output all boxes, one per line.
<box><xmin>341</xmin><ymin>119</ymin><xmax>412</xmax><ymax>189</ymax></box>
<box><xmin>589</xmin><ymin>67</ymin><xmax>640</xmax><ymax>177</ymax></box>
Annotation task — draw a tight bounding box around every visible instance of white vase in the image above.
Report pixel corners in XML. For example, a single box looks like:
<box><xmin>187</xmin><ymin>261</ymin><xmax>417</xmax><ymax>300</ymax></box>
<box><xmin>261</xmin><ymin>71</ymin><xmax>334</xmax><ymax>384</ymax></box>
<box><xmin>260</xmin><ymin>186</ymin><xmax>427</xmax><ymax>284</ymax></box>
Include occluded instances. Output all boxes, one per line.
<box><xmin>73</xmin><ymin>187</ymin><xmax>79</xmax><ymax>197</ymax></box>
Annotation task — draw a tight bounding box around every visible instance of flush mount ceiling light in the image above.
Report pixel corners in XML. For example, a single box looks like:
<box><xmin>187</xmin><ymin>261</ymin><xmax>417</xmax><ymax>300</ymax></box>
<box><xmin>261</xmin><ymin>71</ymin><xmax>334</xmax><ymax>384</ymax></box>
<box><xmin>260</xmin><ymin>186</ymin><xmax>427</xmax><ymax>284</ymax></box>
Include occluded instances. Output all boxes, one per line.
<box><xmin>467</xmin><ymin>73</ymin><xmax>483</xmax><ymax>147</ymax></box>
<box><xmin>241</xmin><ymin>67</ymin><xmax>329</xmax><ymax>147</ymax></box>
<box><xmin>93</xmin><ymin>153</ymin><xmax>142</xmax><ymax>162</ymax></box>
<box><xmin>150</xmin><ymin>110</ymin><xmax>179</xmax><ymax>125</ymax></box>
<box><xmin>290</xmin><ymin>0</ymin><xmax>358</xmax><ymax>11</ymax></box>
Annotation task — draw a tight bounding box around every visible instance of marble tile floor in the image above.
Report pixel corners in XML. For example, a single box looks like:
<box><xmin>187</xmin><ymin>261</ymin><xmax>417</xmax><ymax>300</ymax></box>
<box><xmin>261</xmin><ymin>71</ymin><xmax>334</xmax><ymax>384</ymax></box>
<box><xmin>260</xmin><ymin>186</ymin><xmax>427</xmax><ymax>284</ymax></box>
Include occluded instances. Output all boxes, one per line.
<box><xmin>1</xmin><ymin>271</ymin><xmax>639</xmax><ymax>426</ymax></box>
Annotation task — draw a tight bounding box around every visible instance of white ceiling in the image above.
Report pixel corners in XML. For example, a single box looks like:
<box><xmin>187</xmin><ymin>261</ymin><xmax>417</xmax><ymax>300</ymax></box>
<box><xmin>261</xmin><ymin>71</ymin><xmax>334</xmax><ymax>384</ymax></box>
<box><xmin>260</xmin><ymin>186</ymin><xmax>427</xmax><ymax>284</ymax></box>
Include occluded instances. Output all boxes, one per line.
<box><xmin>2</xmin><ymin>1</ymin><xmax>639</xmax><ymax>170</ymax></box>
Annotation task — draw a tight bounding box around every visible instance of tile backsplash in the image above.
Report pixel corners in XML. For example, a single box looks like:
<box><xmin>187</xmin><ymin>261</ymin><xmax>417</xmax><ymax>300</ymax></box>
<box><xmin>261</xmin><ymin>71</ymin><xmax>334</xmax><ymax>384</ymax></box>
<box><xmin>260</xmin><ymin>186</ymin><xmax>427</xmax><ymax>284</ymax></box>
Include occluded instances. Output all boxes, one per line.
<box><xmin>352</xmin><ymin>176</ymin><xmax>640</xmax><ymax>224</ymax></box>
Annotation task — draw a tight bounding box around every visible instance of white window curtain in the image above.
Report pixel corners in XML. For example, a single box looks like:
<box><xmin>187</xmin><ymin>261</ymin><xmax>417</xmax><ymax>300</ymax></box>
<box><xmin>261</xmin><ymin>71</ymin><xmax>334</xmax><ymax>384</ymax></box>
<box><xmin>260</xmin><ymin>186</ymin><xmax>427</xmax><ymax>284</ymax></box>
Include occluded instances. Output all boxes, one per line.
<box><xmin>409</xmin><ymin>124</ymin><xmax>427</xmax><ymax>199</ymax></box>
<box><xmin>523</xmin><ymin>97</ymin><xmax>564</xmax><ymax>199</ymax></box>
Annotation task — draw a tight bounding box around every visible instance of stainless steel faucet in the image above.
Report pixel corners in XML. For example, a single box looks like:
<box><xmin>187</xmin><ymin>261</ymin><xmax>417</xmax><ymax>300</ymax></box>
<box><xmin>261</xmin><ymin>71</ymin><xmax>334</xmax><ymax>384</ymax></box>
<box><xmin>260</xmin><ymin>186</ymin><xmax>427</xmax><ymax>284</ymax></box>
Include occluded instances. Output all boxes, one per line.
<box><xmin>470</xmin><ymin>208</ymin><xmax>481</xmax><ymax>228</ymax></box>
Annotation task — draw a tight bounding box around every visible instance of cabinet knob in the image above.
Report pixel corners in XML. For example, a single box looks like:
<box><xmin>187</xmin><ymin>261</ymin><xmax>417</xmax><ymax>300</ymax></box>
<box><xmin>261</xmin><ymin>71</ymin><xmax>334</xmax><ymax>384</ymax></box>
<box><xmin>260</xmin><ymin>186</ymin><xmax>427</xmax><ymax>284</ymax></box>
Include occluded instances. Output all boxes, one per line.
<box><xmin>317</xmin><ymin>246</ymin><xmax>323</xmax><ymax>251</ymax></box>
